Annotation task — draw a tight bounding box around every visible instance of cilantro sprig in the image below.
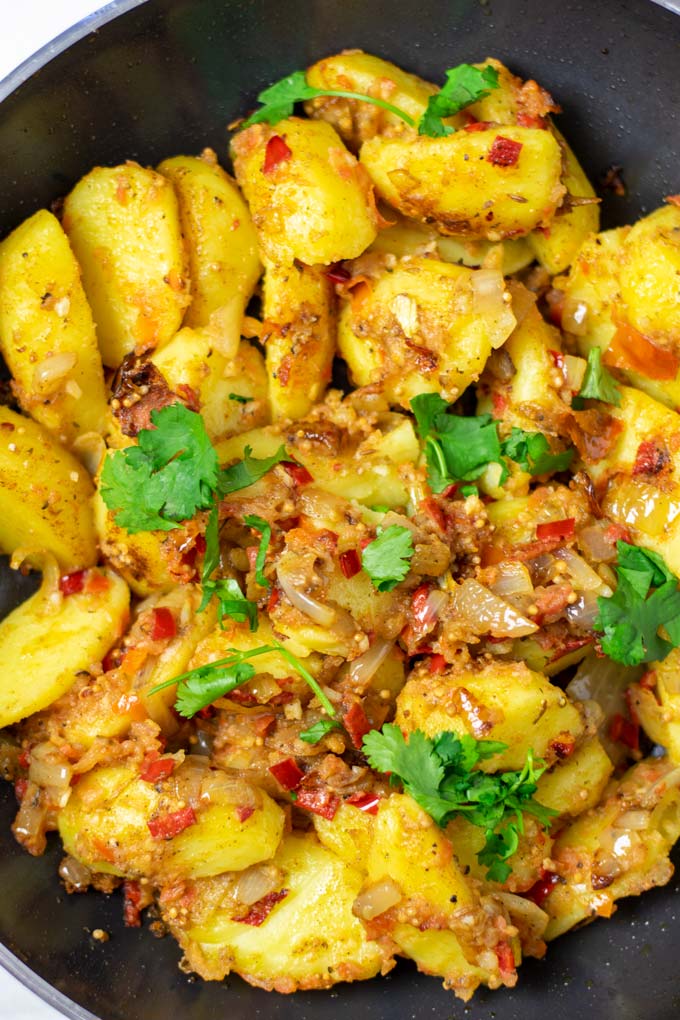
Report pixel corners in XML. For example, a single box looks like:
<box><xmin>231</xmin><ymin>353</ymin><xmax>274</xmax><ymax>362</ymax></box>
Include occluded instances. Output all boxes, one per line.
<box><xmin>362</xmin><ymin>525</ymin><xmax>414</xmax><ymax>591</ymax></box>
<box><xmin>595</xmin><ymin>541</ymin><xmax>680</xmax><ymax>665</ymax></box>
<box><xmin>240</xmin><ymin>63</ymin><xmax>500</xmax><ymax>138</ymax></box>
<box><xmin>363</xmin><ymin>724</ymin><xmax>555</xmax><ymax>882</ymax></box>
<box><xmin>149</xmin><ymin>642</ymin><xmax>336</xmax><ymax>719</ymax></box>
<box><xmin>244</xmin><ymin>514</ymin><xmax>272</xmax><ymax>589</ymax></box>
<box><xmin>198</xmin><ymin>504</ymin><xmax>257</xmax><ymax>630</ymax></box>
<box><xmin>573</xmin><ymin>347</ymin><xmax>621</xmax><ymax>408</ymax></box>
<box><xmin>299</xmin><ymin>718</ymin><xmax>342</xmax><ymax>744</ymax></box>
<box><xmin>502</xmin><ymin>427</ymin><xmax>575</xmax><ymax>476</ymax></box>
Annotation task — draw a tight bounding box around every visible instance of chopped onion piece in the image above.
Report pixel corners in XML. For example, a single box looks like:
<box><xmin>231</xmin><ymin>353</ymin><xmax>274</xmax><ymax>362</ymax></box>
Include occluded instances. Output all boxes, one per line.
<box><xmin>348</xmin><ymin>639</ymin><xmax>395</xmax><ymax>690</ymax></box>
<box><xmin>561</xmin><ymin>296</ymin><xmax>589</xmax><ymax>335</ymax></box>
<box><xmin>614</xmin><ymin>810</ymin><xmax>651</xmax><ymax>831</ymax></box>
<box><xmin>234</xmin><ymin>864</ymin><xmax>283</xmax><ymax>906</ymax></box>
<box><xmin>353</xmin><ymin>878</ymin><xmax>402</xmax><ymax>920</ymax></box>
<box><xmin>566</xmin><ymin>590</ymin><xmax>601</xmax><ymax>629</ymax></box>
<box><xmin>390</xmin><ymin>293</ymin><xmax>418</xmax><ymax>338</ymax></box>
<box><xmin>490</xmin><ymin>562</ymin><xmax>534</xmax><ymax>598</ymax></box>
<box><xmin>276</xmin><ymin>566</ymin><xmax>336</xmax><ymax>627</ymax></box>
<box><xmin>578</xmin><ymin>525</ymin><xmax>618</xmax><ymax>564</ymax></box>
<box><xmin>555</xmin><ymin>547</ymin><xmax>612</xmax><ymax>595</ymax></box>
<box><xmin>453</xmin><ymin>579</ymin><xmax>538</xmax><ymax>637</ymax></box>
<box><xmin>471</xmin><ymin>269</ymin><xmax>515</xmax><ymax>347</ymax></box>
<box><xmin>564</xmin><ymin>354</ymin><xmax>587</xmax><ymax>391</ymax></box>
<box><xmin>33</xmin><ymin>351</ymin><xmax>77</xmax><ymax>392</ymax></box>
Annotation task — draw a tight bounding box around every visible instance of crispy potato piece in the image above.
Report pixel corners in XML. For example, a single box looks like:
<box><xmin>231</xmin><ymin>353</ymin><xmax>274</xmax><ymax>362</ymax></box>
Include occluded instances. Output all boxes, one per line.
<box><xmin>630</xmin><ymin>654</ymin><xmax>680</xmax><ymax>765</ymax></box>
<box><xmin>447</xmin><ymin>813</ymin><xmax>553</xmax><ymax>893</ymax></box>
<box><xmin>313</xmin><ymin>802</ymin><xmax>376</xmax><ymax>868</ymax></box>
<box><xmin>338</xmin><ymin>256</ymin><xmax>515</xmax><ymax>407</ymax></box>
<box><xmin>263</xmin><ymin>261</ymin><xmax>335</xmax><ymax>420</ymax></box>
<box><xmin>151</xmin><ymin>329</ymin><xmax>269</xmax><ymax>442</ymax></box>
<box><xmin>170</xmin><ymin>832</ymin><xmax>388</xmax><ymax>989</ymax></box>
<box><xmin>231</xmin><ymin>118</ymin><xmax>378</xmax><ymax>265</ymax></box>
<box><xmin>0</xmin><ymin>209</ymin><xmax>108</xmax><ymax>444</ymax></box>
<box><xmin>360</xmin><ymin>127</ymin><xmax>565</xmax><ymax>240</ymax></box>
<box><xmin>395</xmin><ymin>659</ymin><xmax>584</xmax><ymax>773</ymax></box>
<box><xmin>619</xmin><ymin>205</ymin><xmax>680</xmax><ymax>341</ymax></box>
<box><xmin>63</xmin><ymin>163</ymin><xmax>189</xmax><ymax>367</ymax></box>
<box><xmin>157</xmin><ymin>153</ymin><xmax>261</xmax><ymax>340</ymax></box>
<box><xmin>0</xmin><ymin>567</ymin><xmax>129</xmax><ymax>727</ymax></box>
<box><xmin>0</xmin><ymin>406</ymin><xmax>97</xmax><ymax>569</ymax></box>
<box><xmin>536</xmin><ymin>737</ymin><xmax>614</xmax><ymax>817</ymax></box>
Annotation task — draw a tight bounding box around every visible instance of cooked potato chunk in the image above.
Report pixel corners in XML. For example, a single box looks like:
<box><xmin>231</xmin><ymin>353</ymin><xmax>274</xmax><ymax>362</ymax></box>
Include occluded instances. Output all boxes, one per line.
<box><xmin>360</xmin><ymin>127</ymin><xmax>565</xmax><ymax>240</ymax></box>
<box><xmin>338</xmin><ymin>256</ymin><xmax>515</xmax><ymax>407</ymax></box>
<box><xmin>231</xmin><ymin>118</ymin><xmax>378</xmax><ymax>265</ymax></box>
<box><xmin>157</xmin><ymin>153</ymin><xmax>261</xmax><ymax>338</ymax></box>
<box><xmin>0</xmin><ymin>567</ymin><xmax>129</xmax><ymax>727</ymax></box>
<box><xmin>536</xmin><ymin>737</ymin><xmax>614</xmax><ymax>817</ymax></box>
<box><xmin>63</xmin><ymin>164</ymin><xmax>189</xmax><ymax>366</ymax></box>
<box><xmin>0</xmin><ymin>210</ymin><xmax>108</xmax><ymax>444</ymax></box>
<box><xmin>0</xmin><ymin>406</ymin><xmax>97</xmax><ymax>569</ymax></box>
<box><xmin>263</xmin><ymin>261</ymin><xmax>335</xmax><ymax>420</ymax></box>
<box><xmin>629</xmin><ymin>650</ymin><xmax>680</xmax><ymax>764</ymax></box>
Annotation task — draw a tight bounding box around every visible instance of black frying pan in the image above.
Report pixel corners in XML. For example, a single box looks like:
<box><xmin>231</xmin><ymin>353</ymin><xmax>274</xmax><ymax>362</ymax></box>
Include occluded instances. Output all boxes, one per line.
<box><xmin>1</xmin><ymin>1</ymin><xmax>680</xmax><ymax>1017</ymax></box>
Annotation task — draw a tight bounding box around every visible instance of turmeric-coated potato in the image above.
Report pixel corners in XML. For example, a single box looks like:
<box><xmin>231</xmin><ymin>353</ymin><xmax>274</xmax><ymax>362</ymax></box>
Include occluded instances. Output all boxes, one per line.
<box><xmin>0</xmin><ymin>210</ymin><xmax>108</xmax><ymax>444</ymax></box>
<box><xmin>0</xmin><ymin>405</ymin><xmax>97</xmax><ymax>570</ymax></box>
<box><xmin>63</xmin><ymin>163</ymin><xmax>189</xmax><ymax>366</ymax></box>
<box><xmin>231</xmin><ymin>118</ymin><xmax>378</xmax><ymax>265</ymax></box>
<box><xmin>157</xmin><ymin>152</ymin><xmax>261</xmax><ymax>341</ymax></box>
<box><xmin>360</xmin><ymin>127</ymin><xmax>565</xmax><ymax>240</ymax></box>
<box><xmin>263</xmin><ymin>260</ymin><xmax>335</xmax><ymax>420</ymax></box>
<box><xmin>0</xmin><ymin>567</ymin><xmax>129</xmax><ymax>727</ymax></box>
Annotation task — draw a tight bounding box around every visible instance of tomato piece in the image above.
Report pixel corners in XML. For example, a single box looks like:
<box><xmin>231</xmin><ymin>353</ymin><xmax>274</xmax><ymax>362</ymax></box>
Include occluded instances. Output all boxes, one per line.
<box><xmin>236</xmin><ymin>805</ymin><xmax>255</xmax><ymax>823</ymax></box>
<box><xmin>523</xmin><ymin>869</ymin><xmax>559</xmax><ymax>906</ymax></box>
<box><xmin>536</xmin><ymin>518</ymin><xmax>575</xmax><ymax>542</ymax></box>
<box><xmin>150</xmin><ymin>606</ymin><xmax>176</xmax><ymax>641</ymax></box>
<box><xmin>140</xmin><ymin>753</ymin><xmax>176</xmax><ymax>784</ymax></box>
<box><xmin>234</xmin><ymin>889</ymin><xmax>288</xmax><ymax>926</ymax></box>
<box><xmin>606</xmin><ymin>316</ymin><xmax>680</xmax><ymax>381</ymax></box>
<box><xmin>487</xmin><ymin>135</ymin><xmax>523</xmax><ymax>167</ymax></box>
<box><xmin>295</xmin><ymin>786</ymin><xmax>341</xmax><ymax>820</ymax></box>
<box><xmin>339</xmin><ymin>549</ymin><xmax>362</xmax><ymax>579</ymax></box>
<box><xmin>343</xmin><ymin>702</ymin><xmax>372</xmax><ymax>749</ymax></box>
<box><xmin>345</xmin><ymin>791</ymin><xmax>381</xmax><ymax>815</ymax></box>
<box><xmin>269</xmin><ymin>757</ymin><xmax>304</xmax><ymax>791</ymax></box>
<box><xmin>147</xmin><ymin>805</ymin><xmax>196</xmax><ymax>840</ymax></box>
<box><xmin>263</xmin><ymin>135</ymin><xmax>292</xmax><ymax>174</ymax></box>
<box><xmin>59</xmin><ymin>570</ymin><xmax>85</xmax><ymax>596</ymax></box>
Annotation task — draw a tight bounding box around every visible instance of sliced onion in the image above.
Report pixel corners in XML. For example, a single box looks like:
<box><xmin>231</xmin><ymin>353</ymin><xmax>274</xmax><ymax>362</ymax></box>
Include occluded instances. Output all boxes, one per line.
<box><xmin>561</xmin><ymin>296</ymin><xmax>589</xmax><ymax>335</ymax></box>
<box><xmin>71</xmin><ymin>431</ymin><xmax>106</xmax><ymax>477</ymax></box>
<box><xmin>564</xmin><ymin>354</ymin><xmax>587</xmax><ymax>392</ymax></box>
<box><xmin>390</xmin><ymin>293</ymin><xmax>418</xmax><ymax>338</ymax></box>
<box><xmin>59</xmin><ymin>855</ymin><xmax>92</xmax><ymax>892</ymax></box>
<box><xmin>348</xmin><ymin>638</ymin><xmax>395</xmax><ymax>690</ymax></box>
<box><xmin>556</xmin><ymin>548</ymin><xmax>612</xmax><ymax>595</ymax></box>
<box><xmin>33</xmin><ymin>351</ymin><xmax>77</xmax><ymax>392</ymax></box>
<box><xmin>614</xmin><ymin>810</ymin><xmax>651</xmax><ymax>831</ymax></box>
<box><xmin>566</xmin><ymin>590</ymin><xmax>601</xmax><ymax>629</ymax></box>
<box><xmin>490</xmin><ymin>562</ymin><xmax>534</xmax><ymax>599</ymax></box>
<box><xmin>453</xmin><ymin>579</ymin><xmax>538</xmax><ymax>637</ymax></box>
<box><xmin>234</xmin><ymin>864</ymin><xmax>283</xmax><ymax>906</ymax></box>
<box><xmin>13</xmin><ymin>784</ymin><xmax>48</xmax><ymax>847</ymax></box>
<box><xmin>353</xmin><ymin>878</ymin><xmax>402</xmax><ymax>920</ymax></box>
<box><xmin>421</xmin><ymin>588</ymin><xmax>449</xmax><ymax>626</ymax></box>
<box><xmin>276</xmin><ymin>565</ymin><xmax>336</xmax><ymax>627</ymax></box>
<box><xmin>578</xmin><ymin>524</ymin><xmax>618</xmax><ymax>564</ymax></box>
<box><xmin>28</xmin><ymin>747</ymin><xmax>72</xmax><ymax>792</ymax></box>
<box><xmin>494</xmin><ymin>892</ymin><xmax>549</xmax><ymax>942</ymax></box>
<box><xmin>471</xmin><ymin>269</ymin><xmax>515</xmax><ymax>347</ymax></box>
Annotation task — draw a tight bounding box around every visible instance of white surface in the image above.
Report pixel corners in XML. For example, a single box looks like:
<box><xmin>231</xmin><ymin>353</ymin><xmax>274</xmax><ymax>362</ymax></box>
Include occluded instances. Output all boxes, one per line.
<box><xmin>0</xmin><ymin>7</ymin><xmax>109</xmax><ymax>1020</ymax></box>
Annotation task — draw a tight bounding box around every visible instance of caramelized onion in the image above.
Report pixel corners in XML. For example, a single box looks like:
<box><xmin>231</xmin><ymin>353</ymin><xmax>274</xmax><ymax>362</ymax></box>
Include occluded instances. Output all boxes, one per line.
<box><xmin>59</xmin><ymin>855</ymin><xmax>92</xmax><ymax>892</ymax></box>
<box><xmin>561</xmin><ymin>296</ymin><xmax>589</xmax><ymax>335</ymax></box>
<box><xmin>348</xmin><ymin>639</ymin><xmax>395</xmax><ymax>690</ymax></box>
<box><xmin>453</xmin><ymin>579</ymin><xmax>538</xmax><ymax>637</ymax></box>
<box><xmin>276</xmin><ymin>566</ymin><xmax>336</xmax><ymax>627</ymax></box>
<box><xmin>71</xmin><ymin>431</ymin><xmax>106</xmax><ymax>477</ymax></box>
<box><xmin>234</xmin><ymin>864</ymin><xmax>283</xmax><ymax>906</ymax></box>
<box><xmin>33</xmin><ymin>351</ymin><xmax>77</xmax><ymax>392</ymax></box>
<box><xmin>353</xmin><ymin>878</ymin><xmax>402</xmax><ymax>920</ymax></box>
<box><xmin>578</xmin><ymin>524</ymin><xmax>618</xmax><ymax>564</ymax></box>
<box><xmin>471</xmin><ymin>269</ymin><xmax>515</xmax><ymax>347</ymax></box>
<box><xmin>555</xmin><ymin>548</ymin><xmax>612</xmax><ymax>595</ymax></box>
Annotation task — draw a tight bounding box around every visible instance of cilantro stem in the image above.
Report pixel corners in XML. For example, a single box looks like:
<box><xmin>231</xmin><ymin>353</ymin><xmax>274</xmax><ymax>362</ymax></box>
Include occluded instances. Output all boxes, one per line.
<box><xmin>305</xmin><ymin>88</ymin><xmax>416</xmax><ymax>127</ymax></box>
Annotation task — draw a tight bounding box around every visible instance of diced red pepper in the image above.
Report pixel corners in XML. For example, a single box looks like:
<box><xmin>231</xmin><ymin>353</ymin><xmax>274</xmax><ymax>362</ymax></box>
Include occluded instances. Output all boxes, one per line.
<box><xmin>147</xmin><ymin>805</ymin><xmax>197</xmax><ymax>840</ymax></box>
<box><xmin>609</xmin><ymin>713</ymin><xmax>639</xmax><ymax>751</ymax></box>
<box><xmin>295</xmin><ymin>786</ymin><xmax>341</xmax><ymax>820</ymax></box>
<box><xmin>536</xmin><ymin>518</ymin><xmax>575</xmax><ymax>542</ymax></box>
<box><xmin>234</xmin><ymin>889</ymin><xmax>288</xmax><ymax>926</ymax></box>
<box><xmin>495</xmin><ymin>940</ymin><xmax>516</xmax><ymax>978</ymax></box>
<box><xmin>419</xmin><ymin>497</ymin><xmax>447</xmax><ymax>532</ymax></box>
<box><xmin>487</xmin><ymin>135</ymin><xmax>523</xmax><ymax>167</ymax></box>
<box><xmin>429</xmin><ymin>653</ymin><xmax>447</xmax><ymax>675</ymax></box>
<box><xmin>123</xmin><ymin>880</ymin><xmax>143</xmax><ymax>927</ymax></box>
<box><xmin>464</xmin><ymin>120</ymin><xmax>494</xmax><ymax>132</ymax></box>
<box><xmin>85</xmin><ymin>571</ymin><xmax>110</xmax><ymax>594</ymax></box>
<box><xmin>236</xmin><ymin>805</ymin><xmax>255</xmax><ymax>823</ymax></box>
<box><xmin>523</xmin><ymin>869</ymin><xmax>559</xmax><ymax>907</ymax></box>
<box><xmin>549</xmin><ymin>734</ymin><xmax>576</xmax><ymax>760</ymax></box>
<box><xmin>339</xmin><ymin>548</ymin><xmax>362</xmax><ymax>579</ymax></box>
<box><xmin>263</xmin><ymin>135</ymin><xmax>292</xmax><ymax>174</ymax></box>
<box><xmin>140</xmin><ymin>753</ymin><xmax>176</xmax><ymax>784</ymax></box>
<box><xmin>606</xmin><ymin>316</ymin><xmax>680</xmax><ymax>381</ymax></box>
<box><xmin>282</xmin><ymin>461</ymin><xmax>313</xmax><ymax>486</ymax></box>
<box><xmin>269</xmin><ymin>757</ymin><xmax>304</xmax><ymax>791</ymax></box>
<box><xmin>346</xmin><ymin>791</ymin><xmax>381</xmax><ymax>815</ymax></box>
<box><xmin>17</xmin><ymin>749</ymin><xmax>30</xmax><ymax>770</ymax></box>
<box><xmin>549</xmin><ymin>349</ymin><xmax>565</xmax><ymax>372</ymax></box>
<box><xmin>325</xmin><ymin>263</ymin><xmax>351</xmax><ymax>284</ymax></box>
<box><xmin>516</xmin><ymin>112</ymin><xmax>547</xmax><ymax>129</ymax></box>
<box><xmin>150</xmin><ymin>606</ymin><xmax>176</xmax><ymax>641</ymax></box>
<box><xmin>605</xmin><ymin>522</ymin><xmax>632</xmax><ymax>545</ymax></box>
<box><xmin>343</xmin><ymin>702</ymin><xmax>372</xmax><ymax>749</ymax></box>
<box><xmin>632</xmin><ymin>439</ymin><xmax>669</xmax><ymax>477</ymax></box>
<box><xmin>267</xmin><ymin>586</ymin><xmax>281</xmax><ymax>613</ymax></box>
<box><xmin>59</xmin><ymin>570</ymin><xmax>85</xmax><ymax>596</ymax></box>
<box><xmin>491</xmin><ymin>392</ymin><xmax>508</xmax><ymax>419</ymax></box>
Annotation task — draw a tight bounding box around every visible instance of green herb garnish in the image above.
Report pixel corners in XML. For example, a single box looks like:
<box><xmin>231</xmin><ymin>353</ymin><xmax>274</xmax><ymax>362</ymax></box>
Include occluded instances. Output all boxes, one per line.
<box><xmin>244</xmin><ymin>514</ymin><xmax>272</xmax><ymax>589</ymax></box>
<box><xmin>501</xmin><ymin>427</ymin><xmax>575</xmax><ymax>476</ymax></box>
<box><xmin>299</xmin><ymin>718</ymin><xmax>342</xmax><ymax>744</ymax></box>
<box><xmin>595</xmin><ymin>541</ymin><xmax>680</xmax><ymax>665</ymax></box>
<box><xmin>218</xmin><ymin>445</ymin><xmax>288</xmax><ymax>497</ymax></box>
<box><xmin>362</xmin><ymin>525</ymin><xmax>414</xmax><ymax>592</ymax></box>
<box><xmin>419</xmin><ymin>63</ymin><xmax>500</xmax><ymax>137</ymax></box>
<box><xmin>229</xmin><ymin>393</ymin><xmax>253</xmax><ymax>404</ymax></box>
<box><xmin>363</xmin><ymin>724</ymin><xmax>555</xmax><ymax>882</ymax></box>
<box><xmin>198</xmin><ymin>504</ymin><xmax>257</xmax><ymax>630</ymax></box>
<box><xmin>573</xmin><ymin>347</ymin><xmax>621</xmax><ymax>408</ymax></box>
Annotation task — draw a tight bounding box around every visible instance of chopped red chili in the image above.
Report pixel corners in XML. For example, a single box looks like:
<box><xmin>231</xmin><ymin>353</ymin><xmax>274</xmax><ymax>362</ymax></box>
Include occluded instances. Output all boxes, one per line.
<box><xmin>524</xmin><ymin>869</ymin><xmax>559</xmax><ymax>906</ymax></box>
<box><xmin>282</xmin><ymin>461</ymin><xmax>313</xmax><ymax>486</ymax></box>
<box><xmin>59</xmin><ymin>570</ymin><xmax>85</xmax><ymax>596</ymax></box>
<box><xmin>464</xmin><ymin>119</ymin><xmax>494</xmax><ymax>132</ymax></box>
<box><xmin>609</xmin><ymin>712</ymin><xmax>639</xmax><ymax>751</ymax></box>
<box><xmin>325</xmin><ymin>263</ymin><xmax>351</xmax><ymax>284</ymax></box>
<box><xmin>267</xmin><ymin>586</ymin><xmax>281</xmax><ymax>613</ymax></box>
<box><xmin>339</xmin><ymin>548</ymin><xmax>362</xmax><ymax>579</ymax></box>
<box><xmin>495</xmin><ymin>940</ymin><xmax>516</xmax><ymax>977</ymax></box>
<box><xmin>343</xmin><ymin>702</ymin><xmax>372</xmax><ymax>749</ymax></box>
<box><xmin>269</xmin><ymin>757</ymin><xmax>304</xmax><ymax>791</ymax></box>
<box><xmin>419</xmin><ymin>497</ymin><xmax>447</xmax><ymax>532</ymax></box>
<box><xmin>536</xmin><ymin>518</ymin><xmax>575</xmax><ymax>542</ymax></box>
<box><xmin>234</xmin><ymin>889</ymin><xmax>288</xmax><ymax>926</ymax></box>
<box><xmin>632</xmin><ymin>439</ymin><xmax>669</xmax><ymax>477</ymax></box>
<box><xmin>295</xmin><ymin>786</ymin><xmax>341</xmax><ymax>820</ymax></box>
<box><xmin>263</xmin><ymin>135</ymin><xmax>292</xmax><ymax>174</ymax></box>
<box><xmin>140</xmin><ymin>753</ymin><xmax>176</xmax><ymax>784</ymax></box>
<box><xmin>123</xmin><ymin>880</ymin><xmax>143</xmax><ymax>927</ymax></box>
<box><xmin>429</xmin><ymin>653</ymin><xmax>447</xmax><ymax>675</ymax></box>
<box><xmin>236</xmin><ymin>805</ymin><xmax>255</xmax><ymax>823</ymax></box>
<box><xmin>346</xmin><ymin>791</ymin><xmax>381</xmax><ymax>815</ymax></box>
<box><xmin>147</xmin><ymin>805</ymin><xmax>197</xmax><ymax>840</ymax></box>
<box><xmin>150</xmin><ymin>606</ymin><xmax>176</xmax><ymax>641</ymax></box>
<box><xmin>487</xmin><ymin>135</ymin><xmax>523</xmax><ymax>167</ymax></box>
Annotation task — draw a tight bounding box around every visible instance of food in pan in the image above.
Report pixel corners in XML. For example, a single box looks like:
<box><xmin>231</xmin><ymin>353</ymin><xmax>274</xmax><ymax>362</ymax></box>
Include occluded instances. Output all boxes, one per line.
<box><xmin>1</xmin><ymin>51</ymin><xmax>680</xmax><ymax>1001</ymax></box>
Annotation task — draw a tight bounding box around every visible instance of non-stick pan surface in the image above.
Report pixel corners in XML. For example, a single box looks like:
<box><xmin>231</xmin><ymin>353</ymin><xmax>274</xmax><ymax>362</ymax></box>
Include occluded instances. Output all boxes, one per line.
<box><xmin>1</xmin><ymin>1</ymin><xmax>679</xmax><ymax>1017</ymax></box>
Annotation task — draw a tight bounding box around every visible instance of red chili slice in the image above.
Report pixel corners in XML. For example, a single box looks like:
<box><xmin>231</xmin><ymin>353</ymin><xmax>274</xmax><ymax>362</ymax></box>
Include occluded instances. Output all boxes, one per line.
<box><xmin>236</xmin><ymin>805</ymin><xmax>255</xmax><ymax>823</ymax></box>
<box><xmin>346</xmin><ymin>791</ymin><xmax>381</xmax><ymax>815</ymax></box>
<box><xmin>234</xmin><ymin>889</ymin><xmax>288</xmax><ymax>926</ymax></box>
<box><xmin>59</xmin><ymin>570</ymin><xmax>85</xmax><ymax>596</ymax></box>
<box><xmin>269</xmin><ymin>757</ymin><xmax>304</xmax><ymax>791</ymax></box>
<box><xmin>295</xmin><ymin>786</ymin><xmax>341</xmax><ymax>820</ymax></box>
<box><xmin>464</xmin><ymin>120</ymin><xmax>494</xmax><ymax>132</ymax></box>
<box><xmin>150</xmin><ymin>606</ymin><xmax>176</xmax><ymax>641</ymax></box>
<box><xmin>487</xmin><ymin>135</ymin><xmax>523</xmax><ymax>167</ymax></box>
<box><xmin>325</xmin><ymin>263</ymin><xmax>351</xmax><ymax>284</ymax></box>
<box><xmin>632</xmin><ymin>439</ymin><xmax>669</xmax><ymax>477</ymax></box>
<box><xmin>267</xmin><ymin>587</ymin><xmax>281</xmax><ymax>613</ymax></box>
<box><xmin>343</xmin><ymin>702</ymin><xmax>372</xmax><ymax>749</ymax></box>
<box><xmin>495</xmin><ymin>941</ymin><xmax>516</xmax><ymax>977</ymax></box>
<box><xmin>419</xmin><ymin>497</ymin><xmax>447</xmax><ymax>532</ymax></box>
<box><xmin>140</xmin><ymin>753</ymin><xmax>176</xmax><ymax>784</ymax></box>
<box><xmin>282</xmin><ymin>461</ymin><xmax>313</xmax><ymax>486</ymax></box>
<box><xmin>123</xmin><ymin>880</ymin><xmax>143</xmax><ymax>927</ymax></box>
<box><xmin>263</xmin><ymin>135</ymin><xmax>292</xmax><ymax>174</ymax></box>
<box><xmin>429</xmin><ymin>653</ymin><xmax>447</xmax><ymax>675</ymax></box>
<box><xmin>147</xmin><ymin>805</ymin><xmax>196</xmax><ymax>840</ymax></box>
<box><xmin>339</xmin><ymin>549</ymin><xmax>362</xmax><ymax>579</ymax></box>
<box><xmin>535</xmin><ymin>518</ymin><xmax>575</xmax><ymax>542</ymax></box>
<box><xmin>523</xmin><ymin>869</ymin><xmax>559</xmax><ymax>906</ymax></box>
<box><xmin>609</xmin><ymin>712</ymin><xmax>639</xmax><ymax>751</ymax></box>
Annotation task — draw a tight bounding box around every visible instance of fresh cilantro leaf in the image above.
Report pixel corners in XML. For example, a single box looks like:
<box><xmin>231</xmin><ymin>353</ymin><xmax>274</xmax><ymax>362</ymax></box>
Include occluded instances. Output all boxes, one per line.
<box><xmin>419</xmin><ymin>63</ymin><xmax>500</xmax><ymax>137</ymax></box>
<box><xmin>362</xmin><ymin>525</ymin><xmax>414</xmax><ymax>592</ymax></box>
<box><xmin>574</xmin><ymin>347</ymin><xmax>621</xmax><ymax>407</ymax></box>
<box><xmin>370</xmin><ymin>505</ymin><xmax>391</xmax><ymax>514</ymax></box>
<box><xmin>411</xmin><ymin>392</ymin><xmax>449</xmax><ymax>440</ymax></box>
<box><xmin>501</xmin><ymin>428</ymin><xmax>574</xmax><ymax>476</ymax></box>
<box><xmin>229</xmin><ymin>392</ymin><xmax>252</xmax><ymax>404</ymax></box>
<box><xmin>363</xmin><ymin>724</ymin><xmax>556</xmax><ymax>881</ymax></box>
<box><xmin>460</xmin><ymin>484</ymin><xmax>479</xmax><ymax>498</ymax></box>
<box><xmin>595</xmin><ymin>541</ymin><xmax>680</xmax><ymax>665</ymax></box>
<box><xmin>299</xmin><ymin>718</ymin><xmax>342</xmax><ymax>744</ymax></box>
<box><xmin>244</xmin><ymin>514</ymin><xmax>272</xmax><ymax>589</ymax></box>
<box><xmin>100</xmin><ymin>404</ymin><xmax>218</xmax><ymax>533</ymax></box>
<box><xmin>241</xmin><ymin>68</ymin><xmax>416</xmax><ymax>130</ymax></box>
<box><xmin>198</xmin><ymin>504</ymin><xmax>257</xmax><ymax>630</ymax></box>
<box><xmin>218</xmin><ymin>445</ymin><xmax>288</xmax><ymax>496</ymax></box>
<box><xmin>149</xmin><ymin>643</ymin><xmax>337</xmax><ymax>719</ymax></box>
<box><xmin>410</xmin><ymin>395</ymin><xmax>503</xmax><ymax>492</ymax></box>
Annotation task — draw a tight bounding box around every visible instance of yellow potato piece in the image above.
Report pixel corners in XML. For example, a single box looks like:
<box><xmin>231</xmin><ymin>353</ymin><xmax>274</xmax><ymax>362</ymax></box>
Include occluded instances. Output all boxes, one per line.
<box><xmin>536</xmin><ymin>737</ymin><xmax>613</xmax><ymax>817</ymax></box>
<box><xmin>360</xmin><ymin>127</ymin><xmax>565</xmax><ymax>240</ymax></box>
<box><xmin>157</xmin><ymin>153</ymin><xmax>261</xmax><ymax>339</ymax></box>
<box><xmin>0</xmin><ymin>567</ymin><xmax>129</xmax><ymax>727</ymax></box>
<box><xmin>63</xmin><ymin>163</ymin><xmax>189</xmax><ymax>366</ymax></box>
<box><xmin>0</xmin><ymin>405</ymin><xmax>97</xmax><ymax>569</ymax></box>
<box><xmin>0</xmin><ymin>209</ymin><xmax>107</xmax><ymax>444</ymax></box>
<box><xmin>231</xmin><ymin>117</ymin><xmax>378</xmax><ymax>265</ymax></box>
